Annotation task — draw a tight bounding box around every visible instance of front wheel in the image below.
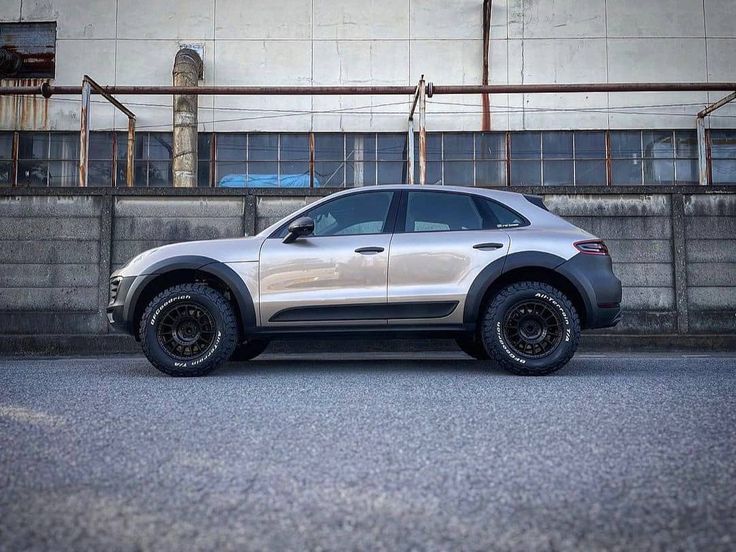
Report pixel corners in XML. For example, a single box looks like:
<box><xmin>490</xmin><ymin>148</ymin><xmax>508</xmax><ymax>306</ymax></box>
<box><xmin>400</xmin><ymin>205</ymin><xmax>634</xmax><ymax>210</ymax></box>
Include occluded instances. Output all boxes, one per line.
<box><xmin>480</xmin><ymin>282</ymin><xmax>580</xmax><ymax>376</ymax></box>
<box><xmin>139</xmin><ymin>283</ymin><xmax>238</xmax><ymax>377</ymax></box>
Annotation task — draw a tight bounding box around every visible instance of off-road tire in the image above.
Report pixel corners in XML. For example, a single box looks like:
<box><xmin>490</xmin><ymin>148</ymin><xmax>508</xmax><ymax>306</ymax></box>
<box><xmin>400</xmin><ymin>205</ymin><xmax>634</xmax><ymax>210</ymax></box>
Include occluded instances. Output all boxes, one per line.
<box><xmin>230</xmin><ymin>339</ymin><xmax>269</xmax><ymax>362</ymax></box>
<box><xmin>456</xmin><ymin>336</ymin><xmax>491</xmax><ymax>360</ymax></box>
<box><xmin>140</xmin><ymin>283</ymin><xmax>238</xmax><ymax>377</ymax></box>
<box><xmin>480</xmin><ymin>281</ymin><xmax>580</xmax><ymax>376</ymax></box>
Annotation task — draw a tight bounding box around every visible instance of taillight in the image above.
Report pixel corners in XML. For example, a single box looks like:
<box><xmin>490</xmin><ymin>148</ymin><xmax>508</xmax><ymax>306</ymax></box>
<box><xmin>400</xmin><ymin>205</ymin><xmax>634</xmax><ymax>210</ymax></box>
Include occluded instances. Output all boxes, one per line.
<box><xmin>574</xmin><ymin>240</ymin><xmax>609</xmax><ymax>256</ymax></box>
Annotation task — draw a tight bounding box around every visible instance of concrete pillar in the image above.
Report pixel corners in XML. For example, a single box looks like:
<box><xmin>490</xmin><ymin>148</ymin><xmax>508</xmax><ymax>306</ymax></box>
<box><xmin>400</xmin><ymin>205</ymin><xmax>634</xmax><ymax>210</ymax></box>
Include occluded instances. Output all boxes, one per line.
<box><xmin>172</xmin><ymin>48</ymin><xmax>203</xmax><ymax>188</ymax></box>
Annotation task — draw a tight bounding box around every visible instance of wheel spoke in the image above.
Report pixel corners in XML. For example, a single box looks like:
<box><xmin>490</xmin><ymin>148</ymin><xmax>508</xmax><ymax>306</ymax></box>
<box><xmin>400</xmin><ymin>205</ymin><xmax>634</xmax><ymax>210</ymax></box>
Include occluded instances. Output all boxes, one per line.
<box><xmin>502</xmin><ymin>298</ymin><xmax>565</xmax><ymax>359</ymax></box>
<box><xmin>156</xmin><ymin>300</ymin><xmax>217</xmax><ymax>361</ymax></box>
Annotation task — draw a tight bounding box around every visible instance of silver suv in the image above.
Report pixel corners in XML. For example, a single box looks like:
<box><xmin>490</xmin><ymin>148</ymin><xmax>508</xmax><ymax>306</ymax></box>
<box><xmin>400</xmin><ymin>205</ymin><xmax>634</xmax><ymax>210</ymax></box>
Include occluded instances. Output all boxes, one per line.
<box><xmin>108</xmin><ymin>185</ymin><xmax>621</xmax><ymax>376</ymax></box>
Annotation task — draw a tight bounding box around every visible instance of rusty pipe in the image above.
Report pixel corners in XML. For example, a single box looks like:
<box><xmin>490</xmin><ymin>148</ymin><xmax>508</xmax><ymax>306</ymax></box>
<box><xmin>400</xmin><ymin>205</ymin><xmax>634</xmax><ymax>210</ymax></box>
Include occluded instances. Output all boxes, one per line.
<box><xmin>5</xmin><ymin>82</ymin><xmax>736</xmax><ymax>97</ymax></box>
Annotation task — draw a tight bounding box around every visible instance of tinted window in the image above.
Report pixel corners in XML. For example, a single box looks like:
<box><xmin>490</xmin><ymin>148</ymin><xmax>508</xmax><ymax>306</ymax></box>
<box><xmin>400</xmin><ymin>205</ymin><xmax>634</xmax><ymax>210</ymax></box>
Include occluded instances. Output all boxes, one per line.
<box><xmin>404</xmin><ymin>192</ymin><xmax>523</xmax><ymax>233</ymax></box>
<box><xmin>475</xmin><ymin>197</ymin><xmax>526</xmax><ymax>229</ymax></box>
<box><xmin>302</xmin><ymin>191</ymin><xmax>394</xmax><ymax>237</ymax></box>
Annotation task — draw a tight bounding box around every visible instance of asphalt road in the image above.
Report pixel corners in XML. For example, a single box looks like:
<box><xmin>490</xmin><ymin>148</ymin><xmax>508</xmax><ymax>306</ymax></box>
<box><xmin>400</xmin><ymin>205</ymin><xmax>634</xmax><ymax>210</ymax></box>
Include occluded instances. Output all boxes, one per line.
<box><xmin>1</xmin><ymin>352</ymin><xmax>735</xmax><ymax>552</ymax></box>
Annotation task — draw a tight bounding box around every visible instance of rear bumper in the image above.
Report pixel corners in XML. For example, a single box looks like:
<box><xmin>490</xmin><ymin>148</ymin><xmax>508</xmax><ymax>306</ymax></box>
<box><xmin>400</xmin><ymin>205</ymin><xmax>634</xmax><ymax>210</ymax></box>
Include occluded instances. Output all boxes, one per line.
<box><xmin>557</xmin><ymin>252</ymin><xmax>623</xmax><ymax>330</ymax></box>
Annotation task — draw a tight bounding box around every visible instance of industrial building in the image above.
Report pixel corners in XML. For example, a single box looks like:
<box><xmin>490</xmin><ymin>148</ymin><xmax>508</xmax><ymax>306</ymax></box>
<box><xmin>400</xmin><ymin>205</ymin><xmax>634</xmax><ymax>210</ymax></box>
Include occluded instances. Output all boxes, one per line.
<box><xmin>0</xmin><ymin>0</ymin><xmax>734</xmax><ymax>349</ymax></box>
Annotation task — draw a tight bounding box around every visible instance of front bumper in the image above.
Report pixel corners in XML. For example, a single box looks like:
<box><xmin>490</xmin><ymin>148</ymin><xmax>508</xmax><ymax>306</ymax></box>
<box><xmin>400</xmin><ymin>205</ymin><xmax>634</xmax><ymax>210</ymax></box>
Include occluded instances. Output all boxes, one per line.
<box><xmin>106</xmin><ymin>274</ymin><xmax>137</xmax><ymax>335</ymax></box>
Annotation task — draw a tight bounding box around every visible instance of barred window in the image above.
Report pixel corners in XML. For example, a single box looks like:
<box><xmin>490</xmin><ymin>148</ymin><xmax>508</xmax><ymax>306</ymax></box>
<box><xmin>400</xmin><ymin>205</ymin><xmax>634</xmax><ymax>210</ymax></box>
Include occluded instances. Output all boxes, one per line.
<box><xmin>4</xmin><ymin>129</ymin><xmax>736</xmax><ymax>187</ymax></box>
<box><xmin>711</xmin><ymin>130</ymin><xmax>736</xmax><ymax>185</ymax></box>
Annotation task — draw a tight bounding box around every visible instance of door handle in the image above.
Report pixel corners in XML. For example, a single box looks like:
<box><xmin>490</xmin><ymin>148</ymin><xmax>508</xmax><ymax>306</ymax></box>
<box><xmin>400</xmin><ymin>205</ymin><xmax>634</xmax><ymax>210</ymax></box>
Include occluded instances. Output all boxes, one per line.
<box><xmin>355</xmin><ymin>246</ymin><xmax>385</xmax><ymax>254</ymax></box>
<box><xmin>473</xmin><ymin>242</ymin><xmax>504</xmax><ymax>250</ymax></box>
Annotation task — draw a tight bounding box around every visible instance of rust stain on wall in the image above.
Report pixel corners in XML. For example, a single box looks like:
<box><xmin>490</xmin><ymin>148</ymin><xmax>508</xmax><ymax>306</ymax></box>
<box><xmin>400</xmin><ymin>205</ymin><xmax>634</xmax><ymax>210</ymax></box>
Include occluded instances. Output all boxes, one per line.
<box><xmin>0</xmin><ymin>78</ymin><xmax>49</xmax><ymax>130</ymax></box>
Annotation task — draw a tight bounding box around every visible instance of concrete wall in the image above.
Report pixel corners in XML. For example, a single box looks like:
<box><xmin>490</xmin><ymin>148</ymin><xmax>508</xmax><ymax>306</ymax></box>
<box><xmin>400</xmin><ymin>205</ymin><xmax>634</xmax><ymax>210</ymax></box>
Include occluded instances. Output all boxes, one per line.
<box><xmin>0</xmin><ymin>188</ymin><xmax>733</xmax><ymax>339</ymax></box>
<box><xmin>1</xmin><ymin>0</ymin><xmax>735</xmax><ymax>132</ymax></box>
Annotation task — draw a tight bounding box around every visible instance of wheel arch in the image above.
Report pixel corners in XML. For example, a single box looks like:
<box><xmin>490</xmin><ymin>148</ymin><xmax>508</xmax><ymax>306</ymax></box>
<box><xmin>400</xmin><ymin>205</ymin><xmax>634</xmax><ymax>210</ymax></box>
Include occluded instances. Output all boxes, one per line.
<box><xmin>124</xmin><ymin>256</ymin><xmax>256</xmax><ymax>340</ymax></box>
<box><xmin>464</xmin><ymin>252</ymin><xmax>590</xmax><ymax>329</ymax></box>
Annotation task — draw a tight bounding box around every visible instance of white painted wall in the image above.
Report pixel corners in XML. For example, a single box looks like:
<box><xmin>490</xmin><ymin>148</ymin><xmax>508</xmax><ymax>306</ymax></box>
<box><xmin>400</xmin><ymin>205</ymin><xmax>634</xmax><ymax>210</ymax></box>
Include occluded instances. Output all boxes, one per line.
<box><xmin>1</xmin><ymin>0</ymin><xmax>735</xmax><ymax>132</ymax></box>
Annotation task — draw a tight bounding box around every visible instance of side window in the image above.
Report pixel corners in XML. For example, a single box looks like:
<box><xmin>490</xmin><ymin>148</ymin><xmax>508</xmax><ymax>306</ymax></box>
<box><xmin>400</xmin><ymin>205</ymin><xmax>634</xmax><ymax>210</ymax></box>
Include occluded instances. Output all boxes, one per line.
<box><xmin>302</xmin><ymin>191</ymin><xmax>394</xmax><ymax>237</ymax></box>
<box><xmin>405</xmin><ymin>191</ymin><xmax>483</xmax><ymax>232</ymax></box>
<box><xmin>473</xmin><ymin>197</ymin><xmax>526</xmax><ymax>229</ymax></box>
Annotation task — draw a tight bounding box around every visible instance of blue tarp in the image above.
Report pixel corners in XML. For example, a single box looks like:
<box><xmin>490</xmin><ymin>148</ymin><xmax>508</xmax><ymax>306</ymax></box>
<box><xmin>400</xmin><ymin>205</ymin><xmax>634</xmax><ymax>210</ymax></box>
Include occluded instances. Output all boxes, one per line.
<box><xmin>219</xmin><ymin>174</ymin><xmax>319</xmax><ymax>188</ymax></box>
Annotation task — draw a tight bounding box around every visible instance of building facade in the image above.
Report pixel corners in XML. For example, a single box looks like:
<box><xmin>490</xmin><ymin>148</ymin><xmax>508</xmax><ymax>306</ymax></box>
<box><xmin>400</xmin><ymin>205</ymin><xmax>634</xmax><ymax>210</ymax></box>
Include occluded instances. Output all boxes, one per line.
<box><xmin>0</xmin><ymin>0</ymin><xmax>735</xmax><ymax>188</ymax></box>
<box><xmin>1</xmin><ymin>1</ymin><xmax>736</xmax><ymax>347</ymax></box>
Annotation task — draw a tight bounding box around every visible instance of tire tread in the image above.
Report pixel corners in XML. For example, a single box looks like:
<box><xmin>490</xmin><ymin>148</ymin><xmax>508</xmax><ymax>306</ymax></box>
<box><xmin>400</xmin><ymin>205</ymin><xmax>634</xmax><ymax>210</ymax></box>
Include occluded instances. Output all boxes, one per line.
<box><xmin>481</xmin><ymin>281</ymin><xmax>580</xmax><ymax>376</ymax></box>
<box><xmin>140</xmin><ymin>283</ymin><xmax>238</xmax><ymax>377</ymax></box>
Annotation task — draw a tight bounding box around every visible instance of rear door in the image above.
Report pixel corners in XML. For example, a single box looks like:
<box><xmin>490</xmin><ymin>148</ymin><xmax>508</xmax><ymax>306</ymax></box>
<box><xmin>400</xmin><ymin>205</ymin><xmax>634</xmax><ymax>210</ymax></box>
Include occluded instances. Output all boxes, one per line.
<box><xmin>387</xmin><ymin>190</ymin><xmax>521</xmax><ymax>326</ymax></box>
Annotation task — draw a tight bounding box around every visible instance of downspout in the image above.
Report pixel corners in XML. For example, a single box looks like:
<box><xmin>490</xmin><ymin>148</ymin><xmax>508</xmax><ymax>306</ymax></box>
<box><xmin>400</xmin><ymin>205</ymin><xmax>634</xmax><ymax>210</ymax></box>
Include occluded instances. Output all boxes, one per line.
<box><xmin>172</xmin><ymin>48</ymin><xmax>203</xmax><ymax>188</ymax></box>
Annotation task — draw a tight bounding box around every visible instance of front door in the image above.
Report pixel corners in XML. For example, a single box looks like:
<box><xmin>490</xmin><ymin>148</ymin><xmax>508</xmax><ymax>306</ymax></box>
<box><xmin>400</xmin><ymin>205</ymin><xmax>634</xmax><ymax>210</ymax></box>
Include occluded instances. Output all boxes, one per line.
<box><xmin>259</xmin><ymin>190</ymin><xmax>398</xmax><ymax>327</ymax></box>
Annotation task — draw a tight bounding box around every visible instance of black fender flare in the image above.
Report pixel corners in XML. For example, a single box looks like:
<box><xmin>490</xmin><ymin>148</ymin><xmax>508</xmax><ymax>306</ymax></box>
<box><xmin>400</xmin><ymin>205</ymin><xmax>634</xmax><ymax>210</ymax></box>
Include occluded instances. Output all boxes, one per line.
<box><xmin>123</xmin><ymin>255</ymin><xmax>257</xmax><ymax>336</ymax></box>
<box><xmin>463</xmin><ymin>251</ymin><xmax>581</xmax><ymax>324</ymax></box>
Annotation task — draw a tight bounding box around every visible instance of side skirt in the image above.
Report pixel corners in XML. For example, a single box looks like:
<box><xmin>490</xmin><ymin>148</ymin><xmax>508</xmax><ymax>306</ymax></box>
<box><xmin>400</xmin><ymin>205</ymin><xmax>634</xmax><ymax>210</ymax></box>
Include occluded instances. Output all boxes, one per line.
<box><xmin>251</xmin><ymin>323</ymin><xmax>475</xmax><ymax>341</ymax></box>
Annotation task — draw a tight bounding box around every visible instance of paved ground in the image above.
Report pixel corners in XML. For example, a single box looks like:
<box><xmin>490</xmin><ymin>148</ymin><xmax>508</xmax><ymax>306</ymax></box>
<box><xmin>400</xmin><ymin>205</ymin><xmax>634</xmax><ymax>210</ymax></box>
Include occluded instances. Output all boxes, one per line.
<box><xmin>1</xmin><ymin>353</ymin><xmax>735</xmax><ymax>552</ymax></box>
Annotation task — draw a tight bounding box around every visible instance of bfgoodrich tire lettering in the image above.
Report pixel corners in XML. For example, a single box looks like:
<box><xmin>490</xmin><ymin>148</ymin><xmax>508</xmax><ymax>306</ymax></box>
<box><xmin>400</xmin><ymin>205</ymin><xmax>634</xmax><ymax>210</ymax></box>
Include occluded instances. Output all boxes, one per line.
<box><xmin>140</xmin><ymin>283</ymin><xmax>238</xmax><ymax>377</ymax></box>
<box><xmin>481</xmin><ymin>281</ymin><xmax>580</xmax><ymax>376</ymax></box>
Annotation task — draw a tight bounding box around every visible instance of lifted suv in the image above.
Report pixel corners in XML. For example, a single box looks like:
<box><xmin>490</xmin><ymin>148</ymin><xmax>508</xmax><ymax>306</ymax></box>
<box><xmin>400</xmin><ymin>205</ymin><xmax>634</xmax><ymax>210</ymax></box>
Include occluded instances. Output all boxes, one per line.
<box><xmin>108</xmin><ymin>186</ymin><xmax>621</xmax><ymax>376</ymax></box>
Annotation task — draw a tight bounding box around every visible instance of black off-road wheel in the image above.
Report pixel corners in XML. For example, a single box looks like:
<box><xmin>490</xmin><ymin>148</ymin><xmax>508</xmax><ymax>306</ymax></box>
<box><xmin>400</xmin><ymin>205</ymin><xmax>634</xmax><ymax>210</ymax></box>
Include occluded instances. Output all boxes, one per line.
<box><xmin>139</xmin><ymin>283</ymin><xmax>238</xmax><ymax>377</ymax></box>
<box><xmin>480</xmin><ymin>281</ymin><xmax>580</xmax><ymax>376</ymax></box>
<box><xmin>456</xmin><ymin>336</ymin><xmax>490</xmax><ymax>360</ymax></box>
<box><xmin>230</xmin><ymin>339</ymin><xmax>269</xmax><ymax>362</ymax></box>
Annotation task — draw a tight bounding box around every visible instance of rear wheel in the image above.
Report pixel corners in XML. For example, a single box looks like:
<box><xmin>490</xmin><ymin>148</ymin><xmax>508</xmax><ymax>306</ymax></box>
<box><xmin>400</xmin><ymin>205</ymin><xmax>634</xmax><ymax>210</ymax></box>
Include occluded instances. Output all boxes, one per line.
<box><xmin>230</xmin><ymin>339</ymin><xmax>269</xmax><ymax>361</ymax></box>
<box><xmin>140</xmin><ymin>283</ymin><xmax>238</xmax><ymax>377</ymax></box>
<box><xmin>480</xmin><ymin>281</ymin><xmax>580</xmax><ymax>376</ymax></box>
<box><xmin>456</xmin><ymin>336</ymin><xmax>490</xmax><ymax>360</ymax></box>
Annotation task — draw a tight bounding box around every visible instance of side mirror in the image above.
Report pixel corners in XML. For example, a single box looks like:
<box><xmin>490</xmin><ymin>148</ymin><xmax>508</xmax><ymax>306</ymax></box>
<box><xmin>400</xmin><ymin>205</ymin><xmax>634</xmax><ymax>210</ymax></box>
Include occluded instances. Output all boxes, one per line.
<box><xmin>283</xmin><ymin>216</ymin><xmax>315</xmax><ymax>243</ymax></box>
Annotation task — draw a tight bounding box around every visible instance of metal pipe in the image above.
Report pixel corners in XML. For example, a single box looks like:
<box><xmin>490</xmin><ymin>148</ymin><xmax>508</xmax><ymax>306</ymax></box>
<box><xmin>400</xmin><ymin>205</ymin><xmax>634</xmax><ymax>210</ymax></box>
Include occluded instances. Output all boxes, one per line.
<box><xmin>697</xmin><ymin>117</ymin><xmax>709</xmax><ymax>186</ymax></box>
<box><xmin>698</xmin><ymin>90</ymin><xmax>736</xmax><ymax>118</ymax></box>
<box><xmin>418</xmin><ymin>76</ymin><xmax>427</xmax><ymax>185</ymax></box>
<box><xmin>6</xmin><ymin>82</ymin><xmax>736</xmax><ymax>97</ymax></box>
<box><xmin>429</xmin><ymin>83</ymin><xmax>736</xmax><ymax>94</ymax></box>
<box><xmin>172</xmin><ymin>48</ymin><xmax>203</xmax><ymax>188</ymax></box>
<box><xmin>127</xmin><ymin>118</ymin><xmax>135</xmax><ymax>188</ymax></box>
<box><xmin>407</xmin><ymin>119</ymin><xmax>415</xmax><ymax>185</ymax></box>
<box><xmin>695</xmin><ymin>91</ymin><xmax>735</xmax><ymax>185</ymax></box>
<box><xmin>79</xmin><ymin>79</ymin><xmax>91</xmax><ymax>187</ymax></box>
<box><xmin>84</xmin><ymin>75</ymin><xmax>136</xmax><ymax>118</ymax></box>
<box><xmin>481</xmin><ymin>0</ymin><xmax>492</xmax><ymax>130</ymax></box>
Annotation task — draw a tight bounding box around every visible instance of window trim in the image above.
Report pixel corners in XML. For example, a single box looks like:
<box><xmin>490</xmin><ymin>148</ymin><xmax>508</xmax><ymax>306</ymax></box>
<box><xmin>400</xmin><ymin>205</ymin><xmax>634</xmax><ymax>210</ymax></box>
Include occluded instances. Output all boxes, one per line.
<box><xmin>267</xmin><ymin>189</ymin><xmax>401</xmax><ymax>239</ymax></box>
